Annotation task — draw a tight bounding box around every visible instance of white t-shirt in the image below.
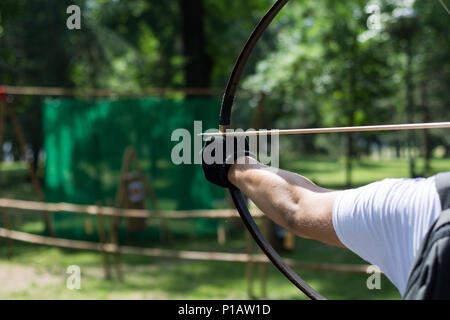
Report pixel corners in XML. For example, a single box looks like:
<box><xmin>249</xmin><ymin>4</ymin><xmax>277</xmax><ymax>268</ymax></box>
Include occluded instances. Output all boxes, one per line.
<box><xmin>332</xmin><ymin>176</ymin><xmax>442</xmax><ymax>295</ymax></box>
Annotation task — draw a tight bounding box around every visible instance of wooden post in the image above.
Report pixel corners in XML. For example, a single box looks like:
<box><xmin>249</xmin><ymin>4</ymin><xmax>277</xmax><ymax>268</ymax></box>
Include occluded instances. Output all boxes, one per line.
<box><xmin>1</xmin><ymin>209</ymin><xmax>13</xmax><ymax>258</ymax></box>
<box><xmin>0</xmin><ymin>100</ymin><xmax>8</xmax><ymax>256</ymax></box>
<box><xmin>283</xmin><ymin>231</ymin><xmax>295</xmax><ymax>251</ymax></box>
<box><xmin>6</xmin><ymin>103</ymin><xmax>54</xmax><ymax>235</ymax></box>
<box><xmin>107</xmin><ymin>200</ymin><xmax>122</xmax><ymax>281</ymax></box>
<box><xmin>251</xmin><ymin>92</ymin><xmax>266</xmax><ymax>130</ymax></box>
<box><xmin>14</xmin><ymin>212</ymin><xmax>23</xmax><ymax>230</ymax></box>
<box><xmin>251</xmin><ymin>91</ymin><xmax>268</xmax><ymax>298</ymax></box>
<box><xmin>142</xmin><ymin>176</ymin><xmax>173</xmax><ymax>243</ymax></box>
<box><xmin>117</xmin><ymin>146</ymin><xmax>173</xmax><ymax>243</ymax></box>
<box><xmin>217</xmin><ymin>221</ymin><xmax>226</xmax><ymax>245</ymax></box>
<box><xmin>259</xmin><ymin>217</ymin><xmax>268</xmax><ymax>298</ymax></box>
<box><xmin>137</xmin><ymin>150</ymin><xmax>173</xmax><ymax>244</ymax></box>
<box><xmin>245</xmin><ymin>230</ymin><xmax>254</xmax><ymax>298</ymax></box>
<box><xmin>96</xmin><ymin>202</ymin><xmax>111</xmax><ymax>279</ymax></box>
<box><xmin>111</xmin><ymin>214</ymin><xmax>122</xmax><ymax>281</ymax></box>
<box><xmin>0</xmin><ymin>99</ymin><xmax>6</xmax><ymax>187</ymax></box>
<box><xmin>117</xmin><ymin>148</ymin><xmax>146</xmax><ymax>239</ymax></box>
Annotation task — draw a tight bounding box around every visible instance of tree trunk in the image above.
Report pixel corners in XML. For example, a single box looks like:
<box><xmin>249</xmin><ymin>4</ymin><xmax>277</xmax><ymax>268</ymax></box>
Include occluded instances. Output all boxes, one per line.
<box><xmin>345</xmin><ymin>133</ymin><xmax>354</xmax><ymax>188</ymax></box>
<box><xmin>405</xmin><ymin>38</ymin><xmax>416</xmax><ymax>177</ymax></box>
<box><xmin>345</xmin><ymin>36</ymin><xmax>358</xmax><ymax>188</ymax></box>
<box><xmin>31</xmin><ymin>144</ymin><xmax>40</xmax><ymax>175</ymax></box>
<box><xmin>179</xmin><ymin>0</ymin><xmax>212</xmax><ymax>209</ymax></box>
<box><xmin>180</xmin><ymin>0</ymin><xmax>212</xmax><ymax>90</ymax></box>
<box><xmin>421</xmin><ymin>79</ymin><xmax>432</xmax><ymax>175</ymax></box>
<box><xmin>445</xmin><ymin>143</ymin><xmax>450</xmax><ymax>158</ymax></box>
<box><xmin>395</xmin><ymin>140</ymin><xmax>401</xmax><ymax>158</ymax></box>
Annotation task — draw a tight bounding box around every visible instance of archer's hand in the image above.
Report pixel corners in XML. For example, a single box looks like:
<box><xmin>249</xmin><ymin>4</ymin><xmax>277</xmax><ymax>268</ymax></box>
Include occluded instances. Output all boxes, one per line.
<box><xmin>201</xmin><ymin>135</ymin><xmax>254</xmax><ymax>189</ymax></box>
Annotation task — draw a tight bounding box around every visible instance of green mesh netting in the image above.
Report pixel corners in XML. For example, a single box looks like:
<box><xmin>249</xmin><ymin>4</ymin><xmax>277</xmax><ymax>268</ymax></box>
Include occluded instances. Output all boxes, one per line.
<box><xmin>43</xmin><ymin>97</ymin><xmax>227</xmax><ymax>241</ymax></box>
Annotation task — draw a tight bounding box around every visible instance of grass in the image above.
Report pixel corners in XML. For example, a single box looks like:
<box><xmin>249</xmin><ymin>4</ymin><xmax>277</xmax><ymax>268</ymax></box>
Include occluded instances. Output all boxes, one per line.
<box><xmin>284</xmin><ymin>155</ymin><xmax>450</xmax><ymax>189</ymax></box>
<box><xmin>1</xmin><ymin>156</ymin><xmax>449</xmax><ymax>300</ymax></box>
<box><xmin>0</xmin><ymin>237</ymin><xmax>399</xmax><ymax>300</ymax></box>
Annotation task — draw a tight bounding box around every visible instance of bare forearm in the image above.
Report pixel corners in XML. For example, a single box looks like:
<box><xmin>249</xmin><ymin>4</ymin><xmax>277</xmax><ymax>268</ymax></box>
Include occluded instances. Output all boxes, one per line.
<box><xmin>227</xmin><ymin>157</ymin><xmax>342</xmax><ymax>246</ymax></box>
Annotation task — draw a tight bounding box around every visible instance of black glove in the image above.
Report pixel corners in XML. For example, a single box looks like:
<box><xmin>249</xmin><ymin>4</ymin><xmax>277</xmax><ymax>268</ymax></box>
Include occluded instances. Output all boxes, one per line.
<box><xmin>201</xmin><ymin>135</ymin><xmax>254</xmax><ymax>189</ymax></box>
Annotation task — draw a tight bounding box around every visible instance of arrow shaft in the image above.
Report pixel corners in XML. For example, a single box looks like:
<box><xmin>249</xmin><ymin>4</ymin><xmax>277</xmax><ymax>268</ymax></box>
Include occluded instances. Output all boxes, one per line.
<box><xmin>201</xmin><ymin>122</ymin><xmax>450</xmax><ymax>137</ymax></box>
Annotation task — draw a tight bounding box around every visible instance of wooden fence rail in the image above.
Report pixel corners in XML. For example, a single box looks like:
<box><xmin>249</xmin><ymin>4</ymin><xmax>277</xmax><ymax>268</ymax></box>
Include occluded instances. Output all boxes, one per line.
<box><xmin>0</xmin><ymin>85</ymin><xmax>257</xmax><ymax>98</ymax></box>
<box><xmin>0</xmin><ymin>197</ymin><xmax>371</xmax><ymax>297</ymax></box>
<box><xmin>0</xmin><ymin>198</ymin><xmax>264</xmax><ymax>219</ymax></box>
<box><xmin>0</xmin><ymin>227</ymin><xmax>369</xmax><ymax>274</ymax></box>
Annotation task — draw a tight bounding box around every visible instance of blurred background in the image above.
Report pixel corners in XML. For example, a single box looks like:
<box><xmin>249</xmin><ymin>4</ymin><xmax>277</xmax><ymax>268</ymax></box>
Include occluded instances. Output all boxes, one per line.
<box><xmin>0</xmin><ymin>0</ymin><xmax>449</xmax><ymax>299</ymax></box>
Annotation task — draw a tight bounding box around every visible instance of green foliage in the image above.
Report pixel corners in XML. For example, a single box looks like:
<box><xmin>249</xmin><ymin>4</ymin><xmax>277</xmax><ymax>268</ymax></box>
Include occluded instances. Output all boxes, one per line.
<box><xmin>0</xmin><ymin>0</ymin><xmax>448</xmax><ymax>167</ymax></box>
<box><xmin>244</xmin><ymin>1</ymin><xmax>398</xmax><ymax>137</ymax></box>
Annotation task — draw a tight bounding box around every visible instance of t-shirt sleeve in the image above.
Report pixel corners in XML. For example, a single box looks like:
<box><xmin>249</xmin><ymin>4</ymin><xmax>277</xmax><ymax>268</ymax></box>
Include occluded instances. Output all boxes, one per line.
<box><xmin>332</xmin><ymin>177</ymin><xmax>441</xmax><ymax>295</ymax></box>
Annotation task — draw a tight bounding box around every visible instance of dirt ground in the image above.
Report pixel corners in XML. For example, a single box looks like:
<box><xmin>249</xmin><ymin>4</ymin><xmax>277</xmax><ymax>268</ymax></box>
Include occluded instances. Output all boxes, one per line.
<box><xmin>0</xmin><ymin>261</ymin><xmax>61</xmax><ymax>296</ymax></box>
<box><xmin>0</xmin><ymin>261</ymin><xmax>179</xmax><ymax>299</ymax></box>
